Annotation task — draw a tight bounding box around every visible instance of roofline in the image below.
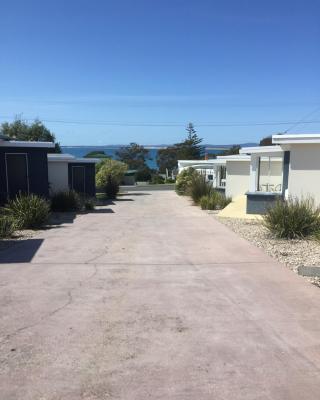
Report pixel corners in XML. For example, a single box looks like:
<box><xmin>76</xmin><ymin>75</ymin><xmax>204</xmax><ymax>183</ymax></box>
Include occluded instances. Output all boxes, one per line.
<box><xmin>178</xmin><ymin>159</ymin><xmax>226</xmax><ymax>166</ymax></box>
<box><xmin>272</xmin><ymin>134</ymin><xmax>320</xmax><ymax>144</ymax></box>
<box><xmin>48</xmin><ymin>154</ymin><xmax>100</xmax><ymax>163</ymax></box>
<box><xmin>239</xmin><ymin>145</ymin><xmax>283</xmax><ymax>155</ymax></box>
<box><xmin>216</xmin><ymin>154</ymin><xmax>250</xmax><ymax>161</ymax></box>
<box><xmin>0</xmin><ymin>140</ymin><xmax>55</xmax><ymax>148</ymax></box>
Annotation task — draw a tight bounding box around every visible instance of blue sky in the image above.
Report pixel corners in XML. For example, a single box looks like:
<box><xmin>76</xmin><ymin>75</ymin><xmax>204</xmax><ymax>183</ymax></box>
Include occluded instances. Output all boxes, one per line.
<box><xmin>1</xmin><ymin>0</ymin><xmax>319</xmax><ymax>145</ymax></box>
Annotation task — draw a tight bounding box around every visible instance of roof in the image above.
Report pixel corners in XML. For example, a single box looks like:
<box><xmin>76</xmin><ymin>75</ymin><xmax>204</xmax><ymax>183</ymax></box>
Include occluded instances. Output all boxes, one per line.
<box><xmin>178</xmin><ymin>159</ymin><xmax>226</xmax><ymax>166</ymax></box>
<box><xmin>0</xmin><ymin>140</ymin><xmax>55</xmax><ymax>148</ymax></box>
<box><xmin>48</xmin><ymin>153</ymin><xmax>100</xmax><ymax>163</ymax></box>
<box><xmin>239</xmin><ymin>145</ymin><xmax>283</xmax><ymax>155</ymax></box>
<box><xmin>216</xmin><ymin>154</ymin><xmax>250</xmax><ymax>162</ymax></box>
<box><xmin>272</xmin><ymin>133</ymin><xmax>320</xmax><ymax>144</ymax></box>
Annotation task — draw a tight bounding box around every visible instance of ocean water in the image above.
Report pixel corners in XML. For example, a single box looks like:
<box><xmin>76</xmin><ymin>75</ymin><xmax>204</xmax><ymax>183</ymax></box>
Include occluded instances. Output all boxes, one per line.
<box><xmin>61</xmin><ymin>146</ymin><xmax>224</xmax><ymax>170</ymax></box>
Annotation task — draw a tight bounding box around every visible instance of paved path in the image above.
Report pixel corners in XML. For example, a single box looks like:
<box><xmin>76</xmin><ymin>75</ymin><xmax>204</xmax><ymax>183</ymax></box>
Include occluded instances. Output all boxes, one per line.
<box><xmin>1</xmin><ymin>191</ymin><xmax>320</xmax><ymax>399</ymax></box>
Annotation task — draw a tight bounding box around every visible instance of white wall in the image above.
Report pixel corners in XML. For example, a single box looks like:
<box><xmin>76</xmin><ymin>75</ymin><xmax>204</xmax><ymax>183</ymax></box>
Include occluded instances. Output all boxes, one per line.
<box><xmin>225</xmin><ymin>161</ymin><xmax>250</xmax><ymax>198</ymax></box>
<box><xmin>259</xmin><ymin>159</ymin><xmax>283</xmax><ymax>191</ymax></box>
<box><xmin>288</xmin><ymin>144</ymin><xmax>320</xmax><ymax>204</ymax></box>
<box><xmin>48</xmin><ymin>162</ymin><xmax>69</xmax><ymax>194</ymax></box>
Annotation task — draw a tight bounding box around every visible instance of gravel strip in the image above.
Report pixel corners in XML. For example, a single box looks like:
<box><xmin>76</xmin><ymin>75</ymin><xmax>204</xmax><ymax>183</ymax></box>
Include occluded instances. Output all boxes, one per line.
<box><xmin>214</xmin><ymin>215</ymin><xmax>320</xmax><ymax>287</ymax></box>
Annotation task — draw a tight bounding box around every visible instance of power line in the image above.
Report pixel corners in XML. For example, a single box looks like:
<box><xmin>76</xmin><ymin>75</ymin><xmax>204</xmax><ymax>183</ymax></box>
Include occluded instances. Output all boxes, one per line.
<box><xmin>0</xmin><ymin>115</ymin><xmax>320</xmax><ymax>128</ymax></box>
<box><xmin>284</xmin><ymin>105</ymin><xmax>320</xmax><ymax>133</ymax></box>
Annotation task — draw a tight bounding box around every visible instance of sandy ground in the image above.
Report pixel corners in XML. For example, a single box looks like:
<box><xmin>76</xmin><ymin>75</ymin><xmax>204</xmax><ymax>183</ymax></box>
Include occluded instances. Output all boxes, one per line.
<box><xmin>1</xmin><ymin>191</ymin><xmax>320</xmax><ymax>399</ymax></box>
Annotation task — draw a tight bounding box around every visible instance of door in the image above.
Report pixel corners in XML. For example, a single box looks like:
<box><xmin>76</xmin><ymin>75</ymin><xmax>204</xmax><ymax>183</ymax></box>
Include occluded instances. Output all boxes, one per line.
<box><xmin>5</xmin><ymin>153</ymin><xmax>29</xmax><ymax>199</ymax></box>
<box><xmin>72</xmin><ymin>166</ymin><xmax>85</xmax><ymax>193</ymax></box>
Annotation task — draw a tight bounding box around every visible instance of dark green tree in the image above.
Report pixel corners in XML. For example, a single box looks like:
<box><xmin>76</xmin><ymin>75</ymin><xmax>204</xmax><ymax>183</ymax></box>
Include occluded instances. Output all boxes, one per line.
<box><xmin>84</xmin><ymin>150</ymin><xmax>110</xmax><ymax>159</ymax></box>
<box><xmin>116</xmin><ymin>142</ymin><xmax>150</xmax><ymax>170</ymax></box>
<box><xmin>157</xmin><ymin>146</ymin><xmax>178</xmax><ymax>173</ymax></box>
<box><xmin>175</xmin><ymin>123</ymin><xmax>204</xmax><ymax>159</ymax></box>
<box><xmin>259</xmin><ymin>136</ymin><xmax>273</xmax><ymax>146</ymax></box>
<box><xmin>221</xmin><ymin>145</ymin><xmax>241</xmax><ymax>155</ymax></box>
<box><xmin>0</xmin><ymin>118</ymin><xmax>61</xmax><ymax>153</ymax></box>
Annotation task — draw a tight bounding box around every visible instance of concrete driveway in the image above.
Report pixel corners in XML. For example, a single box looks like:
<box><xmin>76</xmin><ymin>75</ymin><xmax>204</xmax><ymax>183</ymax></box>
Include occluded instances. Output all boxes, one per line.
<box><xmin>1</xmin><ymin>191</ymin><xmax>320</xmax><ymax>399</ymax></box>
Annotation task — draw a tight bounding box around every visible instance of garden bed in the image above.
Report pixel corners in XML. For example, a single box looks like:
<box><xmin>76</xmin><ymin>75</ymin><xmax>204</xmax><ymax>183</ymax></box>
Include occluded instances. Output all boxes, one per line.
<box><xmin>215</xmin><ymin>215</ymin><xmax>320</xmax><ymax>287</ymax></box>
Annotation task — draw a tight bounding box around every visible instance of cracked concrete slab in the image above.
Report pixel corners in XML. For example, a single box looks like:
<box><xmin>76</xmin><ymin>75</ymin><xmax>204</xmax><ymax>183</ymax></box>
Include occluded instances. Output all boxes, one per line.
<box><xmin>1</xmin><ymin>191</ymin><xmax>320</xmax><ymax>399</ymax></box>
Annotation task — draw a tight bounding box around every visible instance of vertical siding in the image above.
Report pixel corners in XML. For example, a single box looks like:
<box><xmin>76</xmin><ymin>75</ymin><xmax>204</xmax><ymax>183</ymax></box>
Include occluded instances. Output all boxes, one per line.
<box><xmin>68</xmin><ymin>163</ymin><xmax>96</xmax><ymax>197</ymax></box>
<box><xmin>0</xmin><ymin>147</ymin><xmax>50</xmax><ymax>204</ymax></box>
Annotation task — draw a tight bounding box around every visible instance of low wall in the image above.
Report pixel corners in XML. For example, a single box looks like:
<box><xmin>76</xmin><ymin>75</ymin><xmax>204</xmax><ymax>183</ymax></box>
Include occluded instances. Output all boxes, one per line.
<box><xmin>246</xmin><ymin>192</ymin><xmax>283</xmax><ymax>214</ymax></box>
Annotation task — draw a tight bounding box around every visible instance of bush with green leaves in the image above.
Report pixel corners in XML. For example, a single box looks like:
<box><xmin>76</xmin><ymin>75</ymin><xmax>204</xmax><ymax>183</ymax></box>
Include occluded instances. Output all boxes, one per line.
<box><xmin>104</xmin><ymin>176</ymin><xmax>119</xmax><ymax>199</ymax></box>
<box><xmin>96</xmin><ymin>159</ymin><xmax>127</xmax><ymax>187</ymax></box>
<box><xmin>151</xmin><ymin>175</ymin><xmax>165</xmax><ymax>184</ymax></box>
<box><xmin>218</xmin><ymin>194</ymin><xmax>232</xmax><ymax>209</ymax></box>
<box><xmin>5</xmin><ymin>194</ymin><xmax>50</xmax><ymax>229</ymax></box>
<box><xmin>175</xmin><ymin>168</ymin><xmax>198</xmax><ymax>195</ymax></box>
<box><xmin>0</xmin><ymin>215</ymin><xmax>16</xmax><ymax>238</ymax></box>
<box><xmin>51</xmin><ymin>190</ymin><xmax>82</xmax><ymax>212</ymax></box>
<box><xmin>135</xmin><ymin>167</ymin><xmax>152</xmax><ymax>182</ymax></box>
<box><xmin>263</xmin><ymin>197</ymin><xmax>320</xmax><ymax>239</ymax></box>
<box><xmin>189</xmin><ymin>174</ymin><xmax>213</xmax><ymax>204</ymax></box>
<box><xmin>199</xmin><ymin>191</ymin><xmax>232</xmax><ymax>210</ymax></box>
<box><xmin>83</xmin><ymin>197</ymin><xmax>95</xmax><ymax>211</ymax></box>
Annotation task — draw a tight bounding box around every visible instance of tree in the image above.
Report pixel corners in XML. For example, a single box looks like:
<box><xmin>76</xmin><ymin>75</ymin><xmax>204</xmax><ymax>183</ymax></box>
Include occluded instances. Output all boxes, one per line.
<box><xmin>84</xmin><ymin>150</ymin><xmax>110</xmax><ymax>159</ymax></box>
<box><xmin>116</xmin><ymin>143</ymin><xmax>150</xmax><ymax>170</ymax></box>
<box><xmin>221</xmin><ymin>145</ymin><xmax>241</xmax><ymax>156</ymax></box>
<box><xmin>259</xmin><ymin>136</ymin><xmax>273</xmax><ymax>146</ymax></box>
<box><xmin>0</xmin><ymin>118</ymin><xmax>61</xmax><ymax>153</ymax></box>
<box><xmin>175</xmin><ymin>123</ymin><xmax>204</xmax><ymax>160</ymax></box>
<box><xmin>157</xmin><ymin>146</ymin><xmax>178</xmax><ymax>174</ymax></box>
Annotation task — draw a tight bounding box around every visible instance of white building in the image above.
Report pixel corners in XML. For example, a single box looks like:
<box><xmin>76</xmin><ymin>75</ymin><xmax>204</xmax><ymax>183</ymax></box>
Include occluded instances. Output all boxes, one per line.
<box><xmin>48</xmin><ymin>154</ymin><xmax>99</xmax><ymax>196</ymax></box>
<box><xmin>177</xmin><ymin>159</ymin><xmax>227</xmax><ymax>190</ymax></box>
<box><xmin>239</xmin><ymin>134</ymin><xmax>320</xmax><ymax>214</ymax></box>
<box><xmin>273</xmin><ymin>134</ymin><xmax>320</xmax><ymax>205</ymax></box>
<box><xmin>238</xmin><ymin>146</ymin><xmax>284</xmax><ymax>214</ymax></box>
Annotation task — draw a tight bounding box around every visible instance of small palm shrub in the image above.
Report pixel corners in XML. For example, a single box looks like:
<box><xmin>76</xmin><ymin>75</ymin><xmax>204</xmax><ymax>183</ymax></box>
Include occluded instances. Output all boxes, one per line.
<box><xmin>104</xmin><ymin>176</ymin><xmax>119</xmax><ymax>199</ymax></box>
<box><xmin>51</xmin><ymin>190</ymin><xmax>82</xmax><ymax>212</ymax></box>
<box><xmin>189</xmin><ymin>174</ymin><xmax>212</xmax><ymax>204</ymax></box>
<box><xmin>5</xmin><ymin>194</ymin><xmax>50</xmax><ymax>229</ymax></box>
<box><xmin>263</xmin><ymin>197</ymin><xmax>320</xmax><ymax>239</ymax></box>
<box><xmin>175</xmin><ymin>168</ymin><xmax>198</xmax><ymax>195</ymax></box>
<box><xmin>0</xmin><ymin>215</ymin><xmax>16</xmax><ymax>238</ymax></box>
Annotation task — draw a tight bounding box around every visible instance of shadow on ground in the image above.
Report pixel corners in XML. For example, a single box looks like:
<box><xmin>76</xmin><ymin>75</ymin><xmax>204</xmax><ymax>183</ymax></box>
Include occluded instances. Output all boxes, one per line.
<box><xmin>118</xmin><ymin>192</ymin><xmax>151</xmax><ymax>196</ymax></box>
<box><xmin>85</xmin><ymin>208</ymin><xmax>114</xmax><ymax>214</ymax></box>
<box><xmin>49</xmin><ymin>212</ymin><xmax>77</xmax><ymax>226</ymax></box>
<box><xmin>0</xmin><ymin>239</ymin><xmax>44</xmax><ymax>263</ymax></box>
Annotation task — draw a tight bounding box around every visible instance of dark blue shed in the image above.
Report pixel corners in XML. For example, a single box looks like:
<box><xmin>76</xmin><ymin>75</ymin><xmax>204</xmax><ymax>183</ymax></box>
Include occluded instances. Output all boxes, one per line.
<box><xmin>0</xmin><ymin>140</ymin><xmax>55</xmax><ymax>204</ymax></box>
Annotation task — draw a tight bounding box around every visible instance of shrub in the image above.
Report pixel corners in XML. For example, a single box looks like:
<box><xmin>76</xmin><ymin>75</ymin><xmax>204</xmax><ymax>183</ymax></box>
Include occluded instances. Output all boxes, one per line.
<box><xmin>151</xmin><ymin>175</ymin><xmax>165</xmax><ymax>184</ymax></box>
<box><xmin>83</xmin><ymin>197</ymin><xmax>95</xmax><ymax>211</ymax></box>
<box><xmin>51</xmin><ymin>190</ymin><xmax>82</xmax><ymax>212</ymax></box>
<box><xmin>218</xmin><ymin>195</ymin><xmax>232</xmax><ymax>209</ymax></box>
<box><xmin>263</xmin><ymin>197</ymin><xmax>320</xmax><ymax>239</ymax></box>
<box><xmin>175</xmin><ymin>168</ymin><xmax>198</xmax><ymax>195</ymax></box>
<box><xmin>165</xmin><ymin>178</ymin><xmax>175</xmax><ymax>183</ymax></box>
<box><xmin>135</xmin><ymin>167</ymin><xmax>152</xmax><ymax>182</ymax></box>
<box><xmin>104</xmin><ymin>176</ymin><xmax>119</xmax><ymax>199</ymax></box>
<box><xmin>199</xmin><ymin>191</ymin><xmax>232</xmax><ymax>210</ymax></box>
<box><xmin>0</xmin><ymin>215</ymin><xmax>16</xmax><ymax>238</ymax></box>
<box><xmin>189</xmin><ymin>174</ymin><xmax>212</xmax><ymax>204</ymax></box>
<box><xmin>96</xmin><ymin>159</ymin><xmax>127</xmax><ymax>187</ymax></box>
<box><xmin>5</xmin><ymin>194</ymin><xmax>50</xmax><ymax>229</ymax></box>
